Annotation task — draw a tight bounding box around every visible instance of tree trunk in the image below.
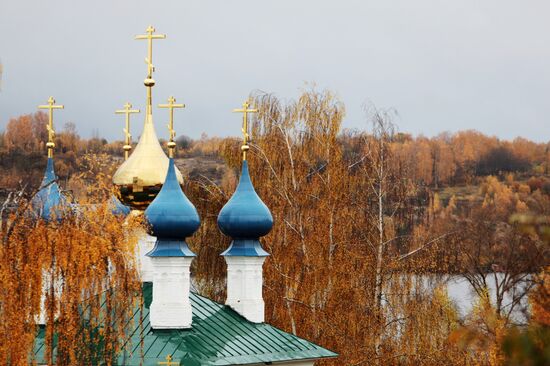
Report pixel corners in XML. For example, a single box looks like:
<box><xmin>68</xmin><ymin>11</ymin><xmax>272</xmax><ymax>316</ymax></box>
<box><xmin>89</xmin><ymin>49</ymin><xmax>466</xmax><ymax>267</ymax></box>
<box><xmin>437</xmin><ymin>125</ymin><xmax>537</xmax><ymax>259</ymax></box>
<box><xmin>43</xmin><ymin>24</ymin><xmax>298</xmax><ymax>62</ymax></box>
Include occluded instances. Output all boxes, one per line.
<box><xmin>373</xmin><ymin>137</ymin><xmax>385</xmax><ymax>364</ymax></box>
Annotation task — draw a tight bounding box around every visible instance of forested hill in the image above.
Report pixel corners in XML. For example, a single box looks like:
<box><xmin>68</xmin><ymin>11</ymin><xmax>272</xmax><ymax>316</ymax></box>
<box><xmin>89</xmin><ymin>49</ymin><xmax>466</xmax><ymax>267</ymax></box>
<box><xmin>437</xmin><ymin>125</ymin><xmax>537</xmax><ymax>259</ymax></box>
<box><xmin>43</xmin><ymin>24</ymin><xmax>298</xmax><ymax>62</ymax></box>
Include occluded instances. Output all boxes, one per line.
<box><xmin>1</xmin><ymin>107</ymin><xmax>548</xmax><ymax>275</ymax></box>
<box><xmin>1</xmin><ymin>111</ymin><xmax>549</xmax><ymax>198</ymax></box>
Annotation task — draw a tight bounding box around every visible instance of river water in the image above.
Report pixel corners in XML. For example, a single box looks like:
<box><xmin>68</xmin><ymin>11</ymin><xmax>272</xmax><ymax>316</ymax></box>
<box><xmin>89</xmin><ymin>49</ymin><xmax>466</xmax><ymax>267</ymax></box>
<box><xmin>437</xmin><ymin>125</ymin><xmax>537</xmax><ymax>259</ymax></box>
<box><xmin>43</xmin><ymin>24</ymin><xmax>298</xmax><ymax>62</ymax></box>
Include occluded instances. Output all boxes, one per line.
<box><xmin>434</xmin><ymin>274</ymin><xmax>530</xmax><ymax>323</ymax></box>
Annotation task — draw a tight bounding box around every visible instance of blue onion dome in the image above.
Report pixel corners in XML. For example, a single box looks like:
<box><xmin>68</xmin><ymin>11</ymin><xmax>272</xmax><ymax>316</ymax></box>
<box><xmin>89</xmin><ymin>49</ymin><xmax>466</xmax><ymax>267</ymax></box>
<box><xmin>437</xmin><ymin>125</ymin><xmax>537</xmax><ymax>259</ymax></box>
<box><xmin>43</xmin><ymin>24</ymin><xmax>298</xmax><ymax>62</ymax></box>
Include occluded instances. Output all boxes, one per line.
<box><xmin>32</xmin><ymin>157</ymin><xmax>68</xmax><ymax>222</ymax></box>
<box><xmin>218</xmin><ymin>160</ymin><xmax>273</xmax><ymax>256</ymax></box>
<box><xmin>144</xmin><ymin>158</ymin><xmax>199</xmax><ymax>257</ymax></box>
<box><xmin>110</xmin><ymin>195</ymin><xmax>131</xmax><ymax>217</ymax></box>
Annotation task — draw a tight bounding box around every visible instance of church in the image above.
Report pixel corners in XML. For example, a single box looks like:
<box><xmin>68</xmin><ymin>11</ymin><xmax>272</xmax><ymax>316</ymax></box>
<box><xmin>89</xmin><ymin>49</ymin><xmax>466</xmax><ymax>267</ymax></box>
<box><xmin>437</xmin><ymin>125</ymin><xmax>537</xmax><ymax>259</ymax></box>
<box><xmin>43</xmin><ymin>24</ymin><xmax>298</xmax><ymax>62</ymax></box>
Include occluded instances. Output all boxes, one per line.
<box><xmin>31</xmin><ymin>26</ymin><xmax>337</xmax><ymax>366</ymax></box>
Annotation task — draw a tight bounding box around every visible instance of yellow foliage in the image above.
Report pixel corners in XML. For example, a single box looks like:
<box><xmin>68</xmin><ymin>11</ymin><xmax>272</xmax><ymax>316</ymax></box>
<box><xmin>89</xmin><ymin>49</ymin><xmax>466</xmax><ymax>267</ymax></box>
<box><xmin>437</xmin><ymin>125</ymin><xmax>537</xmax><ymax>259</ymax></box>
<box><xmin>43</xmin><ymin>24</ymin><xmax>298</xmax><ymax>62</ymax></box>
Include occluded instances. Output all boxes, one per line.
<box><xmin>531</xmin><ymin>266</ymin><xmax>550</xmax><ymax>327</ymax></box>
<box><xmin>517</xmin><ymin>184</ymin><xmax>531</xmax><ymax>195</ymax></box>
<box><xmin>0</xmin><ymin>197</ymin><xmax>141</xmax><ymax>365</ymax></box>
<box><xmin>449</xmin><ymin>289</ymin><xmax>506</xmax><ymax>366</ymax></box>
<box><xmin>515</xmin><ymin>200</ymin><xmax>529</xmax><ymax>213</ymax></box>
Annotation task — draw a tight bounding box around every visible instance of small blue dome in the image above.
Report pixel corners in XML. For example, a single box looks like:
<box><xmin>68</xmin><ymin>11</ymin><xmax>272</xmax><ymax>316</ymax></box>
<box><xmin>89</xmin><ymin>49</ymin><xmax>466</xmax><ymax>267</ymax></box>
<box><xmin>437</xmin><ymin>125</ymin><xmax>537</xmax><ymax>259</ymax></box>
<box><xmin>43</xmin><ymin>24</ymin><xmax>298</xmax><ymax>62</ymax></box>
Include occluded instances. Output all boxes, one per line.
<box><xmin>32</xmin><ymin>158</ymin><xmax>68</xmax><ymax>222</ymax></box>
<box><xmin>218</xmin><ymin>160</ymin><xmax>273</xmax><ymax>256</ymax></box>
<box><xmin>110</xmin><ymin>195</ymin><xmax>131</xmax><ymax>217</ymax></box>
<box><xmin>144</xmin><ymin>158</ymin><xmax>200</xmax><ymax>257</ymax></box>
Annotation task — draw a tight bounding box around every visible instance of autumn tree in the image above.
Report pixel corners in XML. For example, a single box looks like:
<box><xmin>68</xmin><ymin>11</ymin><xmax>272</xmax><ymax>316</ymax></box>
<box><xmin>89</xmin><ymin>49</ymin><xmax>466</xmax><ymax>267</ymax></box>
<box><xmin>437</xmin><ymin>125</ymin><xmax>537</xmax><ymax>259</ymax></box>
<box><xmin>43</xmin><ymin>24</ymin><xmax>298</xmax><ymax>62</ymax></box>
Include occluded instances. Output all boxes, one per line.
<box><xmin>0</xmin><ymin>159</ymin><xmax>142</xmax><ymax>365</ymax></box>
<box><xmin>189</xmin><ymin>90</ymin><xmax>470</xmax><ymax>366</ymax></box>
<box><xmin>56</xmin><ymin>122</ymin><xmax>81</xmax><ymax>154</ymax></box>
<box><xmin>2</xmin><ymin>94</ymin><xmax>549</xmax><ymax>366</ymax></box>
<box><xmin>422</xmin><ymin>176</ymin><xmax>549</xmax><ymax>365</ymax></box>
<box><xmin>362</xmin><ymin>107</ymin><xmax>401</xmax><ymax>361</ymax></box>
<box><xmin>4</xmin><ymin>114</ymin><xmax>35</xmax><ymax>153</ymax></box>
<box><xmin>4</xmin><ymin>112</ymin><xmax>48</xmax><ymax>153</ymax></box>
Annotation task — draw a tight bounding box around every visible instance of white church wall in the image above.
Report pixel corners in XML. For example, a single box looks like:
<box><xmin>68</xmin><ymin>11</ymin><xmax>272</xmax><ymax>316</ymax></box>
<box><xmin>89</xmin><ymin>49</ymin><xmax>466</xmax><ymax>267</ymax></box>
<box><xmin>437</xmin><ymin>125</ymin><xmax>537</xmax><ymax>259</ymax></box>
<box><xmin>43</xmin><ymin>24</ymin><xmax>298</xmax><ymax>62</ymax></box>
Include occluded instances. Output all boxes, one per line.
<box><xmin>149</xmin><ymin>256</ymin><xmax>193</xmax><ymax>329</ymax></box>
<box><xmin>225</xmin><ymin>256</ymin><xmax>266</xmax><ymax>323</ymax></box>
<box><xmin>137</xmin><ymin>231</ymin><xmax>155</xmax><ymax>282</ymax></box>
<box><xmin>36</xmin><ymin>269</ymin><xmax>62</xmax><ymax>325</ymax></box>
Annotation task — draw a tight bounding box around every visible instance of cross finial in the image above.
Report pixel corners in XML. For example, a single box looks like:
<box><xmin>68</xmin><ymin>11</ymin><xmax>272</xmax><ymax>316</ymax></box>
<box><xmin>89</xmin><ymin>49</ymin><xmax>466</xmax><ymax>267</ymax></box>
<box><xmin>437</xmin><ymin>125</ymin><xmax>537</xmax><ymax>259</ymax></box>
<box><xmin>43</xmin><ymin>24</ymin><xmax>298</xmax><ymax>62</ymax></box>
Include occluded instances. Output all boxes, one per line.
<box><xmin>158</xmin><ymin>96</ymin><xmax>185</xmax><ymax>158</ymax></box>
<box><xmin>135</xmin><ymin>25</ymin><xmax>166</xmax><ymax>78</ymax></box>
<box><xmin>233</xmin><ymin>99</ymin><xmax>258</xmax><ymax>161</ymax></box>
<box><xmin>115</xmin><ymin>102</ymin><xmax>140</xmax><ymax>160</ymax></box>
<box><xmin>158</xmin><ymin>354</ymin><xmax>179</xmax><ymax>366</ymax></box>
<box><xmin>38</xmin><ymin>96</ymin><xmax>64</xmax><ymax>158</ymax></box>
<box><xmin>135</xmin><ymin>25</ymin><xmax>166</xmax><ymax>115</ymax></box>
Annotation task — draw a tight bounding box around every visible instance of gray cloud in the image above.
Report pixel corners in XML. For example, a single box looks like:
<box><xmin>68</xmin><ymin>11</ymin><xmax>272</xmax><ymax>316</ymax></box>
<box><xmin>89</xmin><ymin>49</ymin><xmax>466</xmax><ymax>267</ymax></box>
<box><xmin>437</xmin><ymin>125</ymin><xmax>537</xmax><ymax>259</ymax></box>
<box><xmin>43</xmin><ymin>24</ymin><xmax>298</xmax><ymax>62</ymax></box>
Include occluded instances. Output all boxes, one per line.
<box><xmin>0</xmin><ymin>0</ymin><xmax>549</xmax><ymax>142</ymax></box>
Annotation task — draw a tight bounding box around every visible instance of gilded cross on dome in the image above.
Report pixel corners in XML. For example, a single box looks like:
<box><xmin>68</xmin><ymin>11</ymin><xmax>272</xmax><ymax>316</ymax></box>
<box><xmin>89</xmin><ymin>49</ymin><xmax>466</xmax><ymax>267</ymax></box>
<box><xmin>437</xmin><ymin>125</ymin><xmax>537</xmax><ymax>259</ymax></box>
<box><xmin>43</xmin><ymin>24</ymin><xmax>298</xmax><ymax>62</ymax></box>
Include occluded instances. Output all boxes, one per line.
<box><xmin>38</xmin><ymin>96</ymin><xmax>64</xmax><ymax>158</ymax></box>
<box><xmin>158</xmin><ymin>96</ymin><xmax>185</xmax><ymax>158</ymax></box>
<box><xmin>135</xmin><ymin>25</ymin><xmax>166</xmax><ymax>78</ymax></box>
<box><xmin>115</xmin><ymin>102</ymin><xmax>140</xmax><ymax>160</ymax></box>
<box><xmin>135</xmin><ymin>25</ymin><xmax>166</xmax><ymax>115</ymax></box>
<box><xmin>233</xmin><ymin>99</ymin><xmax>258</xmax><ymax>160</ymax></box>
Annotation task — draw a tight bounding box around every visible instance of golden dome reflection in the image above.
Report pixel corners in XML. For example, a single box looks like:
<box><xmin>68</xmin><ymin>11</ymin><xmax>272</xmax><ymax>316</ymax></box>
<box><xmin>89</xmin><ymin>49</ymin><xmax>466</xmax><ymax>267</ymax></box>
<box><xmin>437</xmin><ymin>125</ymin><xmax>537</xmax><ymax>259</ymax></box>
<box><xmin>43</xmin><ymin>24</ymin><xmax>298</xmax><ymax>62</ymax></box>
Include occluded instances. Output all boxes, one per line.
<box><xmin>112</xmin><ymin>113</ymin><xmax>183</xmax><ymax>210</ymax></box>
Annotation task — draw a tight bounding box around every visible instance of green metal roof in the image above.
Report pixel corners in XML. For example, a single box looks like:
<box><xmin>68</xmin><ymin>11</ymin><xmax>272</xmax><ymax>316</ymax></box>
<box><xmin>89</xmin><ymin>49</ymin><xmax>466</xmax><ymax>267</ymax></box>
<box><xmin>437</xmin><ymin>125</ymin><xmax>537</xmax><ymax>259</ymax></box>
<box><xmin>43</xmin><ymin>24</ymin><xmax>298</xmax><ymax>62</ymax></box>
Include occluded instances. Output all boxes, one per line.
<box><xmin>34</xmin><ymin>283</ymin><xmax>337</xmax><ymax>365</ymax></box>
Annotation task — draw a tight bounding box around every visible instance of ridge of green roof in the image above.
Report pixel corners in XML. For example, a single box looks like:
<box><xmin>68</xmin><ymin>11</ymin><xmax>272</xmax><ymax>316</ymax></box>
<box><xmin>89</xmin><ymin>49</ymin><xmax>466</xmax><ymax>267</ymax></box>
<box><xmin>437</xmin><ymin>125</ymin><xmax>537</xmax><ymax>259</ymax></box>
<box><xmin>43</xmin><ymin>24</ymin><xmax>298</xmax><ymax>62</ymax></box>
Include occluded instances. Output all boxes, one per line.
<box><xmin>34</xmin><ymin>283</ymin><xmax>337</xmax><ymax>365</ymax></box>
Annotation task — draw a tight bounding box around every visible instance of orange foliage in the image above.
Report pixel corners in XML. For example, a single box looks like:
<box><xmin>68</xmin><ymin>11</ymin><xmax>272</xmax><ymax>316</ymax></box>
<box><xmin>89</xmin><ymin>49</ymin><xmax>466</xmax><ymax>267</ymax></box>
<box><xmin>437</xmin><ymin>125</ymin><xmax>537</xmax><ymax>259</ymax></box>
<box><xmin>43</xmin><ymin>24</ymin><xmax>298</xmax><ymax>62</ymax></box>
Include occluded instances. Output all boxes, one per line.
<box><xmin>0</xmin><ymin>161</ymin><xmax>141</xmax><ymax>365</ymax></box>
<box><xmin>449</xmin><ymin>290</ymin><xmax>506</xmax><ymax>366</ymax></box>
<box><xmin>530</xmin><ymin>266</ymin><xmax>550</xmax><ymax>327</ymax></box>
<box><xmin>189</xmin><ymin>89</ymin><xmax>481</xmax><ymax>365</ymax></box>
<box><xmin>1</xmin><ymin>90</ymin><xmax>549</xmax><ymax>365</ymax></box>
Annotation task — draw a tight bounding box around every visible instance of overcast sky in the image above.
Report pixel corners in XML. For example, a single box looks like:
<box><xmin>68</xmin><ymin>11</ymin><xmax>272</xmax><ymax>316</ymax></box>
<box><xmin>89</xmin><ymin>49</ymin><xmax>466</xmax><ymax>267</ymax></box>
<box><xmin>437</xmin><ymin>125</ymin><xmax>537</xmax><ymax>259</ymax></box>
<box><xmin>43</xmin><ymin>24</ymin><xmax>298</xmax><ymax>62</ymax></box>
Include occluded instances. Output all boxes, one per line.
<box><xmin>0</xmin><ymin>0</ymin><xmax>549</xmax><ymax>142</ymax></box>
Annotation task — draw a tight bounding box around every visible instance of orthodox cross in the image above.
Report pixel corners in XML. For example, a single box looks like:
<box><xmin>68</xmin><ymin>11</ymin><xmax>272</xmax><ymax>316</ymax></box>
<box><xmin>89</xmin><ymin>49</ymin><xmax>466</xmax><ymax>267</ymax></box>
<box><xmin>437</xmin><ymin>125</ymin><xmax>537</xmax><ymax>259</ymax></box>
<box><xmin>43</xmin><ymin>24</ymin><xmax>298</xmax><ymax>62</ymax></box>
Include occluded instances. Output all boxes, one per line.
<box><xmin>158</xmin><ymin>354</ymin><xmax>179</xmax><ymax>366</ymax></box>
<box><xmin>135</xmin><ymin>25</ymin><xmax>166</xmax><ymax>115</ymax></box>
<box><xmin>38</xmin><ymin>96</ymin><xmax>64</xmax><ymax>158</ymax></box>
<box><xmin>158</xmin><ymin>96</ymin><xmax>185</xmax><ymax>158</ymax></box>
<box><xmin>135</xmin><ymin>25</ymin><xmax>166</xmax><ymax>78</ymax></box>
<box><xmin>115</xmin><ymin>102</ymin><xmax>140</xmax><ymax>160</ymax></box>
<box><xmin>233</xmin><ymin>99</ymin><xmax>257</xmax><ymax>160</ymax></box>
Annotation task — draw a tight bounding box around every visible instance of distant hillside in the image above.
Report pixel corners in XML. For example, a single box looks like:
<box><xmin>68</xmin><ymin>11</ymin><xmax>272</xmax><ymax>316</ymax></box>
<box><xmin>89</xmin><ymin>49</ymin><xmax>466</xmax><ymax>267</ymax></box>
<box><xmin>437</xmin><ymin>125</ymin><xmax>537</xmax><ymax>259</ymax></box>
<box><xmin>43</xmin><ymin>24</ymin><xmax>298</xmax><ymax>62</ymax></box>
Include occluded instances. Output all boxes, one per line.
<box><xmin>175</xmin><ymin>156</ymin><xmax>227</xmax><ymax>185</ymax></box>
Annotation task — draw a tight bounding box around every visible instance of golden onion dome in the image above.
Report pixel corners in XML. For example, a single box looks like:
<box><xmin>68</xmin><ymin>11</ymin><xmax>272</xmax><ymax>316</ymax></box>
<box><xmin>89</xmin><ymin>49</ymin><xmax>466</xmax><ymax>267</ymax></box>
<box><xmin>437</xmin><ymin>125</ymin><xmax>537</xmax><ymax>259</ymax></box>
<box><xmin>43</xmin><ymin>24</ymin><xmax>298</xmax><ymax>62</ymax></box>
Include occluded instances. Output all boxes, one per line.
<box><xmin>113</xmin><ymin>113</ymin><xmax>183</xmax><ymax>210</ymax></box>
<box><xmin>113</xmin><ymin>26</ymin><xmax>184</xmax><ymax>210</ymax></box>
